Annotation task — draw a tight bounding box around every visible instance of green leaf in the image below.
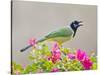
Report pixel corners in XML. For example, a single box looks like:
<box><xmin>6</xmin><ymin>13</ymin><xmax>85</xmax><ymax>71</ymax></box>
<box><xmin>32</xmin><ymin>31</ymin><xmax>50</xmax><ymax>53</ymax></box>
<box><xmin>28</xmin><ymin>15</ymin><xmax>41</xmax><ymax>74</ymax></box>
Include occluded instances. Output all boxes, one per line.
<box><xmin>91</xmin><ymin>56</ymin><xmax>97</xmax><ymax>63</ymax></box>
<box><xmin>28</xmin><ymin>55</ymin><xmax>35</xmax><ymax>60</ymax></box>
<box><xmin>92</xmin><ymin>63</ymin><xmax>97</xmax><ymax>70</ymax></box>
<box><xmin>22</xmin><ymin>65</ymin><xmax>32</xmax><ymax>74</ymax></box>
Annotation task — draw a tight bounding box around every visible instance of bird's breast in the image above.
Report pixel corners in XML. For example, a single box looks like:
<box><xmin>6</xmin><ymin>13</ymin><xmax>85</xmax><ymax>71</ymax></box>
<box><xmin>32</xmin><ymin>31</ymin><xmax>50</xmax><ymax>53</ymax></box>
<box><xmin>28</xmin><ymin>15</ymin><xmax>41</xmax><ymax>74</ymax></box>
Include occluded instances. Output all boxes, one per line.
<box><xmin>48</xmin><ymin>36</ymin><xmax>72</xmax><ymax>44</ymax></box>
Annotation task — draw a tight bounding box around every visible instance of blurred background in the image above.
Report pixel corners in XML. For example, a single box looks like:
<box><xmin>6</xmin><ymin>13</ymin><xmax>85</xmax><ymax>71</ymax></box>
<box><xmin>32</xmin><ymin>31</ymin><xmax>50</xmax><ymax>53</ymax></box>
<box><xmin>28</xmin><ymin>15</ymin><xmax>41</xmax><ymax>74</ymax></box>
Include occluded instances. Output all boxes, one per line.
<box><xmin>12</xmin><ymin>1</ymin><xmax>97</xmax><ymax>64</ymax></box>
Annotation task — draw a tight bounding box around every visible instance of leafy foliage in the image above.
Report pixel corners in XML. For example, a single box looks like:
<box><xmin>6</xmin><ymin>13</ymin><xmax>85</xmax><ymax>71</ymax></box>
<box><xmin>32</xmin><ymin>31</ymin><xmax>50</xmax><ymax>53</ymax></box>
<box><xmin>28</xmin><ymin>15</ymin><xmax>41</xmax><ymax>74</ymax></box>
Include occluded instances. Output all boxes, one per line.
<box><xmin>12</xmin><ymin>43</ymin><xmax>97</xmax><ymax>74</ymax></box>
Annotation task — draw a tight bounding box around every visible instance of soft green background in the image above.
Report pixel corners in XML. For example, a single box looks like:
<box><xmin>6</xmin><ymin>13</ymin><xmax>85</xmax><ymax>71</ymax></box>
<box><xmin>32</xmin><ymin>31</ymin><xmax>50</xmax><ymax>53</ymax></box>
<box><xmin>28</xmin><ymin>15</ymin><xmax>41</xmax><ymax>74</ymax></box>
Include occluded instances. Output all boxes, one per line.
<box><xmin>12</xmin><ymin>1</ymin><xmax>97</xmax><ymax>64</ymax></box>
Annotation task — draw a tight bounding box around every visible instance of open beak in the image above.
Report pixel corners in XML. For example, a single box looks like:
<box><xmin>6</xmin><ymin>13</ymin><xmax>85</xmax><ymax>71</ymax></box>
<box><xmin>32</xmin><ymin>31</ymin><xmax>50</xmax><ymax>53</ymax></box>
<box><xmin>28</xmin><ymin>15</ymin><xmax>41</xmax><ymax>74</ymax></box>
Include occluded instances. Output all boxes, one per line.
<box><xmin>79</xmin><ymin>21</ymin><xmax>83</xmax><ymax>26</ymax></box>
<box><xmin>79</xmin><ymin>21</ymin><xmax>83</xmax><ymax>23</ymax></box>
<box><xmin>79</xmin><ymin>24</ymin><xmax>83</xmax><ymax>26</ymax></box>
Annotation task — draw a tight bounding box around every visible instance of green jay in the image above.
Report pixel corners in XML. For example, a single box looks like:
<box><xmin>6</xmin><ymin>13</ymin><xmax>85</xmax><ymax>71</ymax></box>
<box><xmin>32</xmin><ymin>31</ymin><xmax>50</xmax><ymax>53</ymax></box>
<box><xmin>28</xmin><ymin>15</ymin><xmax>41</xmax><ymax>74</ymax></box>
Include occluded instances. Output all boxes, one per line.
<box><xmin>20</xmin><ymin>20</ymin><xmax>83</xmax><ymax>52</ymax></box>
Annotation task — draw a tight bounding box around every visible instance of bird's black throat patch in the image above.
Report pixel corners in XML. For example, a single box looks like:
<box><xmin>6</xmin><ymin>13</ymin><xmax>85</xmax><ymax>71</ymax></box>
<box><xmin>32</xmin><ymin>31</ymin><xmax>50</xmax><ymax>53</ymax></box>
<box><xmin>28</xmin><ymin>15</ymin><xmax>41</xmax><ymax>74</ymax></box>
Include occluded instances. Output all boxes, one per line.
<box><xmin>70</xmin><ymin>23</ymin><xmax>78</xmax><ymax>38</ymax></box>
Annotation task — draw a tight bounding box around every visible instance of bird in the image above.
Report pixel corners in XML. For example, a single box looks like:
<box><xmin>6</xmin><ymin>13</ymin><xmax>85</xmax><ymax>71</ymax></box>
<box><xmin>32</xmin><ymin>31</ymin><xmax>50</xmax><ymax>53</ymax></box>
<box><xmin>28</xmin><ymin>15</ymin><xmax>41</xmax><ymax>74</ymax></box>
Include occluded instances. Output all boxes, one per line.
<box><xmin>20</xmin><ymin>20</ymin><xmax>83</xmax><ymax>52</ymax></box>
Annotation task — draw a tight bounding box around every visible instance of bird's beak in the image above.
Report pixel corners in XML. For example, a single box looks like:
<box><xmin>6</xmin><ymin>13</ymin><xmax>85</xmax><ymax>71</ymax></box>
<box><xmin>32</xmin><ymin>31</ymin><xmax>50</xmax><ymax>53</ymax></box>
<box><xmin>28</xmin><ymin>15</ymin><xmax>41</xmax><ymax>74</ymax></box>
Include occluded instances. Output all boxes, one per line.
<box><xmin>79</xmin><ymin>21</ymin><xmax>83</xmax><ymax>26</ymax></box>
<box><xmin>79</xmin><ymin>21</ymin><xmax>83</xmax><ymax>23</ymax></box>
<box><xmin>79</xmin><ymin>24</ymin><xmax>83</xmax><ymax>26</ymax></box>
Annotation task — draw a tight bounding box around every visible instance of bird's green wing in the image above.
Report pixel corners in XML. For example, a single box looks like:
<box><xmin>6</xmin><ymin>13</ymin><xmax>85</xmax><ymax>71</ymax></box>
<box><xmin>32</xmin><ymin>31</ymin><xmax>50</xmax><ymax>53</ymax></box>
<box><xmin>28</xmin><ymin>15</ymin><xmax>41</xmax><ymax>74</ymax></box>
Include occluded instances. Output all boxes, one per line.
<box><xmin>45</xmin><ymin>27</ymin><xmax>73</xmax><ymax>39</ymax></box>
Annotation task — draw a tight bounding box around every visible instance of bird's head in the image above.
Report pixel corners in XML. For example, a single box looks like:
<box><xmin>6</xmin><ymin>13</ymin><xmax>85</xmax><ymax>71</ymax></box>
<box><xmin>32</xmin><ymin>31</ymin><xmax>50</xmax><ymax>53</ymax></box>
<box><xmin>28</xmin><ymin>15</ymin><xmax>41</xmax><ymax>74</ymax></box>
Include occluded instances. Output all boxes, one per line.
<box><xmin>70</xmin><ymin>20</ymin><xmax>83</xmax><ymax>30</ymax></box>
<box><xmin>70</xmin><ymin>20</ymin><xmax>83</xmax><ymax>37</ymax></box>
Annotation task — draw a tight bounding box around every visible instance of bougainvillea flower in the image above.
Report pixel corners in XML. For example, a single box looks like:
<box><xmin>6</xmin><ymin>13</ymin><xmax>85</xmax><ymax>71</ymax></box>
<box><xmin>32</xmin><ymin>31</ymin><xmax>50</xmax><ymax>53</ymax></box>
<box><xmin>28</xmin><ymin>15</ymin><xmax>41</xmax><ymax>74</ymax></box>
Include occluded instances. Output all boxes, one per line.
<box><xmin>28</xmin><ymin>38</ymin><xmax>37</xmax><ymax>46</ymax></box>
<box><xmin>16</xmin><ymin>71</ymin><xmax>20</xmax><ymax>75</ymax></box>
<box><xmin>51</xmin><ymin>56</ymin><xmax>58</xmax><ymax>63</ymax></box>
<box><xmin>52</xmin><ymin>42</ymin><xmax>60</xmax><ymax>51</ymax></box>
<box><xmin>51</xmin><ymin>68</ymin><xmax>59</xmax><ymax>72</ymax></box>
<box><xmin>68</xmin><ymin>53</ymin><xmax>75</xmax><ymax>59</ymax></box>
<box><xmin>81</xmin><ymin>57</ymin><xmax>93</xmax><ymax>70</ymax></box>
<box><xmin>76</xmin><ymin>49</ymin><xmax>93</xmax><ymax>70</ymax></box>
<box><xmin>76</xmin><ymin>49</ymin><xmax>87</xmax><ymax>61</ymax></box>
<box><xmin>52</xmin><ymin>49</ymin><xmax>61</xmax><ymax>58</ymax></box>
<box><xmin>22</xmin><ymin>64</ymin><xmax>26</xmax><ymax>69</ymax></box>
<box><xmin>50</xmin><ymin>42</ymin><xmax>61</xmax><ymax>63</ymax></box>
<box><xmin>48</xmin><ymin>57</ymin><xmax>51</xmax><ymax>61</ymax></box>
<box><xmin>51</xmin><ymin>52</ymin><xmax>61</xmax><ymax>63</ymax></box>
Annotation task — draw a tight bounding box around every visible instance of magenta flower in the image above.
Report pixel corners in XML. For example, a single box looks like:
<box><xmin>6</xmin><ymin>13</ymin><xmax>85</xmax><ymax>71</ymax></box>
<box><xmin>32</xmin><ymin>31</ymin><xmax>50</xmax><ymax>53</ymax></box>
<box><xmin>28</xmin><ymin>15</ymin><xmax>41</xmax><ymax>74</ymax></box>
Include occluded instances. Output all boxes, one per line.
<box><xmin>28</xmin><ymin>38</ymin><xmax>37</xmax><ymax>46</ymax></box>
<box><xmin>68</xmin><ymin>53</ymin><xmax>75</xmax><ymax>59</ymax></box>
<box><xmin>76</xmin><ymin>49</ymin><xmax>93</xmax><ymax>70</ymax></box>
<box><xmin>51</xmin><ymin>56</ymin><xmax>57</xmax><ymax>63</ymax></box>
<box><xmin>52</xmin><ymin>42</ymin><xmax>59</xmax><ymax>51</ymax></box>
<box><xmin>51</xmin><ymin>42</ymin><xmax>61</xmax><ymax>63</ymax></box>
<box><xmin>48</xmin><ymin>57</ymin><xmax>51</xmax><ymax>61</ymax></box>
<box><xmin>52</xmin><ymin>49</ymin><xmax>61</xmax><ymax>59</ymax></box>
<box><xmin>76</xmin><ymin>49</ymin><xmax>87</xmax><ymax>61</ymax></box>
<box><xmin>51</xmin><ymin>52</ymin><xmax>61</xmax><ymax>63</ymax></box>
<box><xmin>81</xmin><ymin>57</ymin><xmax>93</xmax><ymax>70</ymax></box>
<box><xmin>51</xmin><ymin>68</ymin><xmax>59</xmax><ymax>72</ymax></box>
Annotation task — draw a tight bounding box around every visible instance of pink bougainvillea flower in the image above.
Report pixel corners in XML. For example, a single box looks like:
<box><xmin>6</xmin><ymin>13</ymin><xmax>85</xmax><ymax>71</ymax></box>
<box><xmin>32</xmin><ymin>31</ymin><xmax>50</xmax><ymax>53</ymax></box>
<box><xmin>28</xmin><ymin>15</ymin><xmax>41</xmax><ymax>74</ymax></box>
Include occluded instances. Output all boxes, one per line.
<box><xmin>47</xmin><ymin>57</ymin><xmax>51</xmax><ymax>61</ymax></box>
<box><xmin>16</xmin><ymin>71</ymin><xmax>20</xmax><ymax>75</ymax></box>
<box><xmin>51</xmin><ymin>56</ymin><xmax>57</xmax><ymax>64</ymax></box>
<box><xmin>67</xmin><ymin>53</ymin><xmax>75</xmax><ymax>59</ymax></box>
<box><xmin>76</xmin><ymin>49</ymin><xmax>93</xmax><ymax>70</ymax></box>
<box><xmin>28</xmin><ymin>38</ymin><xmax>37</xmax><ymax>46</ymax></box>
<box><xmin>81</xmin><ymin>56</ymin><xmax>93</xmax><ymax>70</ymax></box>
<box><xmin>50</xmin><ymin>42</ymin><xmax>61</xmax><ymax>63</ymax></box>
<box><xmin>52</xmin><ymin>49</ymin><xmax>61</xmax><ymax>59</ymax></box>
<box><xmin>76</xmin><ymin>49</ymin><xmax>87</xmax><ymax>61</ymax></box>
<box><xmin>22</xmin><ymin>64</ymin><xmax>26</xmax><ymax>69</ymax></box>
<box><xmin>50</xmin><ymin>53</ymin><xmax>61</xmax><ymax>63</ymax></box>
<box><xmin>51</xmin><ymin>68</ymin><xmax>60</xmax><ymax>72</ymax></box>
<box><xmin>52</xmin><ymin>42</ymin><xmax>60</xmax><ymax>51</ymax></box>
